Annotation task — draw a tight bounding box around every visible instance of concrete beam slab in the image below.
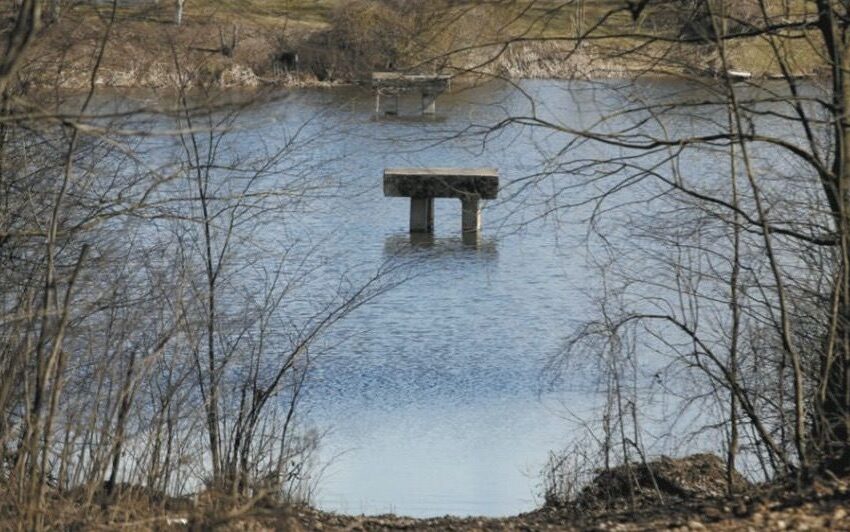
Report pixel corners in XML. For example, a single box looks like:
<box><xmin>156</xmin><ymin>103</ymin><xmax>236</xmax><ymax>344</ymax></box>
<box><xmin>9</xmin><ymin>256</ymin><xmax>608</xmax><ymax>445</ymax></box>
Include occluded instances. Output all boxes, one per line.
<box><xmin>384</xmin><ymin>168</ymin><xmax>499</xmax><ymax>200</ymax></box>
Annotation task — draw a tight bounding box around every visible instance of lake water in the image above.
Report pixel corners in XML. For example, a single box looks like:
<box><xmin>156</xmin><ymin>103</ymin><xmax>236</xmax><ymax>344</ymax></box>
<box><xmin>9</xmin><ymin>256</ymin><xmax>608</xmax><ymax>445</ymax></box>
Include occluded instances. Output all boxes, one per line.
<box><xmin>175</xmin><ymin>78</ymin><xmax>795</xmax><ymax>518</ymax></box>
<box><xmin>210</xmin><ymin>80</ymin><xmax>636</xmax><ymax>518</ymax></box>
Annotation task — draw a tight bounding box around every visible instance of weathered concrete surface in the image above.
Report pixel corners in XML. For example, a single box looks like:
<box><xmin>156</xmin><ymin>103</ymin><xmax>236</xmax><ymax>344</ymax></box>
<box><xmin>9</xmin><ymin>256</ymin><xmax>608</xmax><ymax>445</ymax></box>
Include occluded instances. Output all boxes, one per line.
<box><xmin>410</xmin><ymin>197</ymin><xmax>435</xmax><ymax>232</ymax></box>
<box><xmin>384</xmin><ymin>168</ymin><xmax>498</xmax><ymax>235</ymax></box>
<box><xmin>373</xmin><ymin>73</ymin><xmax>451</xmax><ymax>116</ymax></box>
<box><xmin>461</xmin><ymin>197</ymin><xmax>481</xmax><ymax>234</ymax></box>
<box><xmin>421</xmin><ymin>91</ymin><xmax>438</xmax><ymax>115</ymax></box>
<box><xmin>383</xmin><ymin>168</ymin><xmax>499</xmax><ymax>200</ymax></box>
<box><xmin>372</xmin><ymin>72</ymin><xmax>451</xmax><ymax>93</ymax></box>
<box><xmin>376</xmin><ymin>93</ymin><xmax>399</xmax><ymax>115</ymax></box>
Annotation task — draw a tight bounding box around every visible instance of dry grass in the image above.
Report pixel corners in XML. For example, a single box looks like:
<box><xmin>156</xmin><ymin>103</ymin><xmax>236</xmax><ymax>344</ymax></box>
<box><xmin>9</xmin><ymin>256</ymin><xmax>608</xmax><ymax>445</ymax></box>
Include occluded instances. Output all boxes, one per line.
<box><xmin>10</xmin><ymin>0</ymin><xmax>828</xmax><ymax>90</ymax></box>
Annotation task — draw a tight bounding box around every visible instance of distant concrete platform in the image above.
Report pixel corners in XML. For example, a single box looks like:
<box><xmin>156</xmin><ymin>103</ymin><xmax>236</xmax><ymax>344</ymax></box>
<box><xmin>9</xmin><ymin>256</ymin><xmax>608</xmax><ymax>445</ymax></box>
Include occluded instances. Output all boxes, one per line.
<box><xmin>372</xmin><ymin>73</ymin><xmax>451</xmax><ymax>116</ymax></box>
<box><xmin>383</xmin><ymin>168</ymin><xmax>499</xmax><ymax>234</ymax></box>
<box><xmin>372</xmin><ymin>73</ymin><xmax>451</xmax><ymax>91</ymax></box>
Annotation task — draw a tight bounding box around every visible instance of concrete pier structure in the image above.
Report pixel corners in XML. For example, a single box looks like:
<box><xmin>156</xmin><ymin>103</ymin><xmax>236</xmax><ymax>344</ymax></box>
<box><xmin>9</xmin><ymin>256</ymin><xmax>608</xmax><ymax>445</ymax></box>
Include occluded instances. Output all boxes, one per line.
<box><xmin>409</xmin><ymin>197</ymin><xmax>434</xmax><ymax>232</ymax></box>
<box><xmin>383</xmin><ymin>168</ymin><xmax>499</xmax><ymax>236</ymax></box>
<box><xmin>372</xmin><ymin>73</ymin><xmax>451</xmax><ymax>116</ymax></box>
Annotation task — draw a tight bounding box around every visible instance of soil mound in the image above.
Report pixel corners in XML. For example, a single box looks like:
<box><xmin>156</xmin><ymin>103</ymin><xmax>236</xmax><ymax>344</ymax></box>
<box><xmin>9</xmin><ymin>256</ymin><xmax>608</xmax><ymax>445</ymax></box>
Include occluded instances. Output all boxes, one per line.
<box><xmin>572</xmin><ymin>454</ymin><xmax>750</xmax><ymax>511</ymax></box>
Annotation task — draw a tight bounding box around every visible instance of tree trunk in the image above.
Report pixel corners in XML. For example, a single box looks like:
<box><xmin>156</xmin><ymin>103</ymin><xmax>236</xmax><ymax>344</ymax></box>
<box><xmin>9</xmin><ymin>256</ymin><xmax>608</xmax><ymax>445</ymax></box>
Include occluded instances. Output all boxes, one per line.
<box><xmin>175</xmin><ymin>0</ymin><xmax>184</xmax><ymax>26</ymax></box>
<box><xmin>815</xmin><ymin>0</ymin><xmax>850</xmax><ymax>473</ymax></box>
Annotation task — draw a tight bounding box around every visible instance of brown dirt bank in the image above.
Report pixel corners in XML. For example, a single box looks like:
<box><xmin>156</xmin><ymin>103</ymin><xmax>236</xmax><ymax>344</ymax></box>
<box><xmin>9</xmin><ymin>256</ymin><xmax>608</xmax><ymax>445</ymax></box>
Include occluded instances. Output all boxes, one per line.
<box><xmin>283</xmin><ymin>455</ymin><xmax>850</xmax><ymax>531</ymax></box>
<box><xmin>2</xmin><ymin>456</ymin><xmax>848</xmax><ymax>529</ymax></box>
<box><xmin>17</xmin><ymin>6</ymin><xmax>317</xmax><ymax>90</ymax></box>
<box><xmin>285</xmin><ymin>494</ymin><xmax>850</xmax><ymax>531</ymax></box>
<box><xmin>193</xmin><ymin>474</ymin><xmax>850</xmax><ymax>531</ymax></box>
<box><xmin>12</xmin><ymin>2</ymin><xmax>819</xmax><ymax>93</ymax></box>
<box><xmin>8</xmin><ymin>487</ymin><xmax>848</xmax><ymax>531</ymax></box>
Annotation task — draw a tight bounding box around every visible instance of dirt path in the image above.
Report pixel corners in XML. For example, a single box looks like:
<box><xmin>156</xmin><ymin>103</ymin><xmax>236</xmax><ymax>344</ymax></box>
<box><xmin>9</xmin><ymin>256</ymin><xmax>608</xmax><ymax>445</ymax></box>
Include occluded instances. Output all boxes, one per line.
<box><xmin>282</xmin><ymin>496</ymin><xmax>850</xmax><ymax>531</ymax></box>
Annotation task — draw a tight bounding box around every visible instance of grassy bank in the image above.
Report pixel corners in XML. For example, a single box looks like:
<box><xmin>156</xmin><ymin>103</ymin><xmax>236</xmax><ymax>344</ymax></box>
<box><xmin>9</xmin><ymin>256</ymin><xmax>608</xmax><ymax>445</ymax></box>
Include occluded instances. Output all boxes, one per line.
<box><xmin>13</xmin><ymin>0</ymin><xmax>825</xmax><ymax>91</ymax></box>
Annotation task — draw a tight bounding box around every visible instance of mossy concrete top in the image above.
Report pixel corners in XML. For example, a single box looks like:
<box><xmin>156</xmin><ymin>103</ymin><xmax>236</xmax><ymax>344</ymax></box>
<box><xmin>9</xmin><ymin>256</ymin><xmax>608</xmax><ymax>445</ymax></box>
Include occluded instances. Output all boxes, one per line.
<box><xmin>372</xmin><ymin>73</ymin><xmax>451</xmax><ymax>92</ymax></box>
<box><xmin>383</xmin><ymin>168</ymin><xmax>499</xmax><ymax>199</ymax></box>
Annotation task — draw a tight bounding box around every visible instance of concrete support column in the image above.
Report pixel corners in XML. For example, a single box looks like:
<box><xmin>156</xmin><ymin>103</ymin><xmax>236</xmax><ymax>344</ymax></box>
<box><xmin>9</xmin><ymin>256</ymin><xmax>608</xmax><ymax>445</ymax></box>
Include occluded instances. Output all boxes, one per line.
<box><xmin>461</xmin><ymin>196</ymin><xmax>480</xmax><ymax>235</ymax></box>
<box><xmin>384</xmin><ymin>168</ymin><xmax>498</xmax><ymax>238</ymax></box>
<box><xmin>376</xmin><ymin>92</ymin><xmax>400</xmax><ymax>115</ymax></box>
<box><xmin>461</xmin><ymin>231</ymin><xmax>480</xmax><ymax>246</ymax></box>
<box><xmin>421</xmin><ymin>91</ymin><xmax>437</xmax><ymax>115</ymax></box>
<box><xmin>410</xmin><ymin>197</ymin><xmax>434</xmax><ymax>233</ymax></box>
<box><xmin>384</xmin><ymin>93</ymin><xmax>399</xmax><ymax>115</ymax></box>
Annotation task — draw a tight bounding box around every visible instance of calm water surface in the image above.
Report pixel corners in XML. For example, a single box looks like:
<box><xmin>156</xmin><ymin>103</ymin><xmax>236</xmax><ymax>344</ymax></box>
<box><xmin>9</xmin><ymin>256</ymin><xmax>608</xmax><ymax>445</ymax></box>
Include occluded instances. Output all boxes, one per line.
<box><xmin>203</xmin><ymin>79</ymin><xmax>765</xmax><ymax>517</ymax></box>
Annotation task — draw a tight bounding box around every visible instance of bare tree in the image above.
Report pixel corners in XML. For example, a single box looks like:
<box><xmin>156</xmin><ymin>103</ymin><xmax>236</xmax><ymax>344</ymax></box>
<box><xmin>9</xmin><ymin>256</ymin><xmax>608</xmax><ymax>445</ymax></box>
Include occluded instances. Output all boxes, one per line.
<box><xmin>426</xmin><ymin>0</ymin><xmax>850</xmax><ymax>484</ymax></box>
<box><xmin>0</xmin><ymin>1</ymin><xmax>404</xmax><ymax>527</ymax></box>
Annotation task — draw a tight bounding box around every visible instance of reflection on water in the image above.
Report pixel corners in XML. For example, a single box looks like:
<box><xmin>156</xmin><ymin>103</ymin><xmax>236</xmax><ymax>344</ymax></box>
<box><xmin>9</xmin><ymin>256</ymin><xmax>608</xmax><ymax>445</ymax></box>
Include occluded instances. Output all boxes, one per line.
<box><xmin>383</xmin><ymin>233</ymin><xmax>499</xmax><ymax>256</ymax></box>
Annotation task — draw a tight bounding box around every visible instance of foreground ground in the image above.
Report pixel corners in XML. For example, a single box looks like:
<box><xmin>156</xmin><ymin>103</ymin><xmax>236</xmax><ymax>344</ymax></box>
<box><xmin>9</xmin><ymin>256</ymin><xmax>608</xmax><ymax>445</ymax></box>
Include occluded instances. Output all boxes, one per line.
<box><xmin>280</xmin><ymin>457</ymin><xmax>850</xmax><ymax>531</ymax></box>
<box><xmin>52</xmin><ymin>489</ymin><xmax>848</xmax><ymax>530</ymax></box>
<box><xmin>162</xmin><ymin>481</ymin><xmax>850</xmax><ymax>531</ymax></box>
<box><xmin>285</xmin><ymin>494</ymin><xmax>850</xmax><ymax>531</ymax></box>
<box><xmin>39</xmin><ymin>456</ymin><xmax>846</xmax><ymax>531</ymax></box>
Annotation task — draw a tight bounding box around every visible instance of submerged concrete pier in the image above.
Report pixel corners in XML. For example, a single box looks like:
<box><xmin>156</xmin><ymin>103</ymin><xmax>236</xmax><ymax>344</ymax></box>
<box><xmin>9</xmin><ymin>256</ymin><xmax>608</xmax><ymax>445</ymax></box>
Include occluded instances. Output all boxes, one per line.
<box><xmin>372</xmin><ymin>73</ymin><xmax>451</xmax><ymax>116</ymax></box>
<box><xmin>383</xmin><ymin>168</ymin><xmax>499</xmax><ymax>236</ymax></box>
